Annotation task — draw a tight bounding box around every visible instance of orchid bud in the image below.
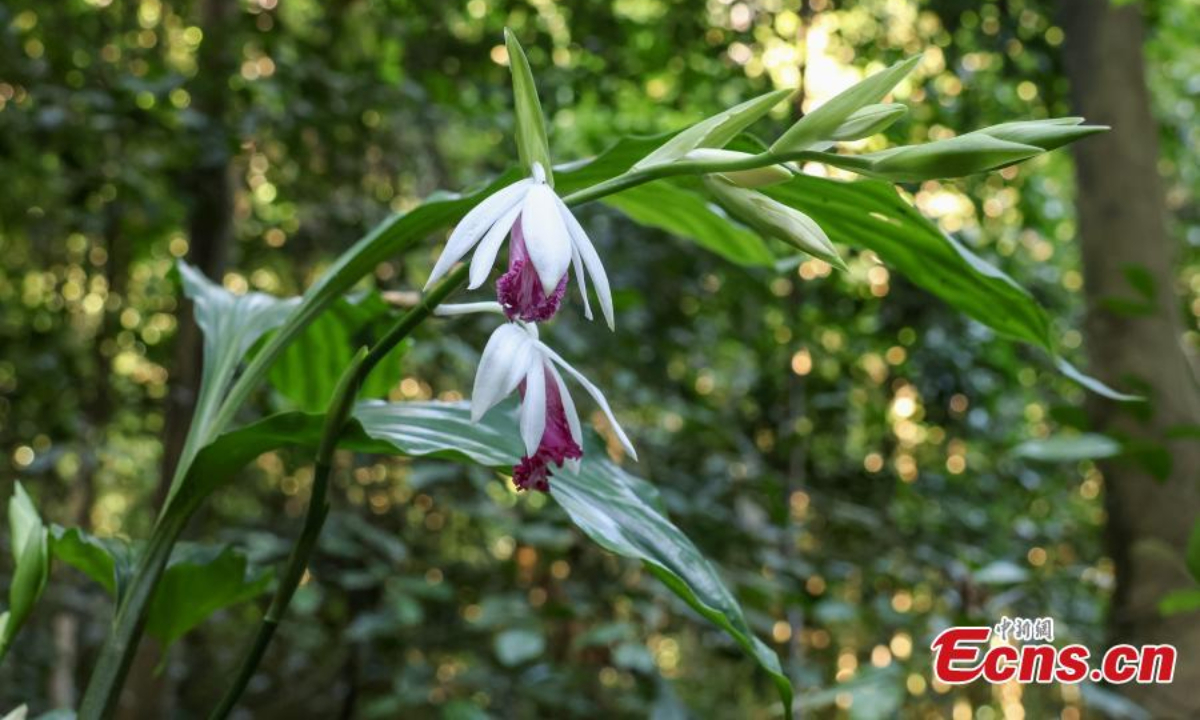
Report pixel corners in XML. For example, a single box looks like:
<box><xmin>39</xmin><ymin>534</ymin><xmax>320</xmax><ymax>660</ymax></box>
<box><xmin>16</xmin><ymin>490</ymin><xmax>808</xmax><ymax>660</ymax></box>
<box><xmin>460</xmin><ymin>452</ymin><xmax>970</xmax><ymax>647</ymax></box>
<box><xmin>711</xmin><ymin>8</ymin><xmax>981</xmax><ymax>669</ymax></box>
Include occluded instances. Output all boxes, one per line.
<box><xmin>972</xmin><ymin>118</ymin><xmax>1108</xmax><ymax>152</ymax></box>
<box><xmin>684</xmin><ymin>149</ymin><xmax>793</xmax><ymax>188</ymax></box>
<box><xmin>703</xmin><ymin>177</ymin><xmax>846</xmax><ymax>270</ymax></box>
<box><xmin>771</xmin><ymin>55</ymin><xmax>920</xmax><ymax>152</ymax></box>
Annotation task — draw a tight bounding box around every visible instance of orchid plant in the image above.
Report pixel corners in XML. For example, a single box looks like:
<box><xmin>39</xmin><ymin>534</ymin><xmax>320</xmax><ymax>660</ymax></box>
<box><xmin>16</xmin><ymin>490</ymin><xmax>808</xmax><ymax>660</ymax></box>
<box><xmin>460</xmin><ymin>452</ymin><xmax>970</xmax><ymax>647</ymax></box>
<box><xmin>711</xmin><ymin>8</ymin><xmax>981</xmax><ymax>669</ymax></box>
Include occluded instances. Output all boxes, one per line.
<box><xmin>1</xmin><ymin>29</ymin><xmax>1121</xmax><ymax>719</ymax></box>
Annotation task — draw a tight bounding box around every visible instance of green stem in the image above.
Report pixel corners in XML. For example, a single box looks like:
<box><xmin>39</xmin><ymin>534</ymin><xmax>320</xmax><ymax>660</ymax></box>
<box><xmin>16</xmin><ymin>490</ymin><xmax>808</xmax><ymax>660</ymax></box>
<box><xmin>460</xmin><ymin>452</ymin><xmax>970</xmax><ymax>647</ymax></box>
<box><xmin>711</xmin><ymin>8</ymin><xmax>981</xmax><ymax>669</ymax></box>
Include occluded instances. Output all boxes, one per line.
<box><xmin>560</xmin><ymin>148</ymin><xmax>821</xmax><ymax>206</ymax></box>
<box><xmin>80</xmin><ymin>144</ymin><xmax>809</xmax><ymax>717</ymax></box>
<box><xmin>208</xmin><ymin>266</ymin><xmax>467</xmax><ymax>717</ymax></box>
<box><xmin>78</xmin><ymin>507</ymin><xmax>195</xmax><ymax>720</ymax></box>
<box><xmin>208</xmin><ymin>347</ymin><xmax>368</xmax><ymax>720</ymax></box>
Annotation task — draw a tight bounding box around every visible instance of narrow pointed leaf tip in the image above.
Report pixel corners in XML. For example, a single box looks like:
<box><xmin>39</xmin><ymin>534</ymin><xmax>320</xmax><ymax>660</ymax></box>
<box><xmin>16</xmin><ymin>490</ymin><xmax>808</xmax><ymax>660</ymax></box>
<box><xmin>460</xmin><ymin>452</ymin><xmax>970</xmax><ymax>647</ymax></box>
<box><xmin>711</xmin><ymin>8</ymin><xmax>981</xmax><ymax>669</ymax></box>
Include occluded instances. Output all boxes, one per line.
<box><xmin>504</xmin><ymin>29</ymin><xmax>554</xmax><ymax>186</ymax></box>
<box><xmin>771</xmin><ymin>55</ymin><xmax>921</xmax><ymax>153</ymax></box>
<box><xmin>829</xmin><ymin>102</ymin><xmax>908</xmax><ymax>142</ymax></box>
<box><xmin>634</xmin><ymin>87</ymin><xmax>795</xmax><ymax>170</ymax></box>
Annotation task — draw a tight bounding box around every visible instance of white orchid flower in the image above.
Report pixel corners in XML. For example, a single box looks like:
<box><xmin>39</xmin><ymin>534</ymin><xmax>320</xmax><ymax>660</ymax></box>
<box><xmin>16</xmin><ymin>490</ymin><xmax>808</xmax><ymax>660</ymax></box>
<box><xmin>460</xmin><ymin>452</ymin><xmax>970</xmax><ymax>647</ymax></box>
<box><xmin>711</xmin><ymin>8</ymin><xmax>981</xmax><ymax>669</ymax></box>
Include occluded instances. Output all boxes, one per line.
<box><xmin>425</xmin><ymin>162</ymin><xmax>614</xmax><ymax>328</ymax></box>
<box><xmin>437</xmin><ymin>304</ymin><xmax>636</xmax><ymax>491</ymax></box>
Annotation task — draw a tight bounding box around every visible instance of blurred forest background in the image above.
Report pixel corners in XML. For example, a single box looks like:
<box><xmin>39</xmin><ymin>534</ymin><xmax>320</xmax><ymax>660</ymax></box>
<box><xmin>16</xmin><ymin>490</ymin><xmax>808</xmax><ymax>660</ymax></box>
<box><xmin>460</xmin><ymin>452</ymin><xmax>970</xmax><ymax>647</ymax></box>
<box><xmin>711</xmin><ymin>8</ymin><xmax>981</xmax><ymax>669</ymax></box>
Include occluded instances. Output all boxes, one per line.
<box><xmin>0</xmin><ymin>0</ymin><xmax>1197</xmax><ymax>718</ymax></box>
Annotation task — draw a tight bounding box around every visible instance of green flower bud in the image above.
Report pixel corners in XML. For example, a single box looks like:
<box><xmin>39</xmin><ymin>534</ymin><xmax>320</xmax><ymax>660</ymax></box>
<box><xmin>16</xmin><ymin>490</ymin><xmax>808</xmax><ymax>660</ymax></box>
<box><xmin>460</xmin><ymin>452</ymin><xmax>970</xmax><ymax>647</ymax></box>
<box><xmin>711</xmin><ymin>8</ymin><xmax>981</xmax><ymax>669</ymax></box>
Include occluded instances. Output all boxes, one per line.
<box><xmin>703</xmin><ymin>177</ymin><xmax>846</xmax><ymax>269</ymax></box>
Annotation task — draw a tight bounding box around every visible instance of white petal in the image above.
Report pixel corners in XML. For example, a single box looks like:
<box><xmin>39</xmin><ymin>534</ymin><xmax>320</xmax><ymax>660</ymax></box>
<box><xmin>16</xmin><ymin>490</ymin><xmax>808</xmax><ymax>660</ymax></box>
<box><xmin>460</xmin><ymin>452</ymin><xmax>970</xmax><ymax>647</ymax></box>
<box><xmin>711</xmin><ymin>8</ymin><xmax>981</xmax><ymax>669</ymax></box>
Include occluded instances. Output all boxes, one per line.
<box><xmin>539</xmin><ymin>343</ymin><xmax>637</xmax><ymax>461</ymax></box>
<box><xmin>435</xmin><ymin>301</ymin><xmax>504</xmax><ymax>317</ymax></box>
<box><xmin>468</xmin><ymin>203</ymin><xmax>521</xmax><ymax>289</ymax></box>
<box><xmin>471</xmin><ymin>324</ymin><xmax>531</xmax><ymax>421</ymax></box>
<box><xmin>568</xmin><ymin>226</ymin><xmax>593</xmax><ymax>321</ymax></box>
<box><xmin>519</xmin><ymin>361</ymin><xmax>547</xmax><ymax>457</ymax></box>
<box><xmin>520</xmin><ymin>186</ymin><xmax>573</xmax><ymax>295</ymax></box>
<box><xmin>426</xmin><ymin>180</ymin><xmax>531</xmax><ymax>289</ymax></box>
<box><xmin>555</xmin><ymin>196</ymin><xmax>614</xmax><ymax>330</ymax></box>
<box><xmin>548</xmin><ymin>363</ymin><xmax>582</xmax><ymax>448</ymax></box>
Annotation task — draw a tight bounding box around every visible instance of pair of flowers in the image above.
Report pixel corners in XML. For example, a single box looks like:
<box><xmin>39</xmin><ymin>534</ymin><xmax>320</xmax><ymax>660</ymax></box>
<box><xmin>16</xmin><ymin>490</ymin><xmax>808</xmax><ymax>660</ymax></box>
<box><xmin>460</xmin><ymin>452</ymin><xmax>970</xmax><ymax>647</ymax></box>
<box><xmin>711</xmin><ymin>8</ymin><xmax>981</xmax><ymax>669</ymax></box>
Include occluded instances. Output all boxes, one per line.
<box><xmin>429</xmin><ymin>163</ymin><xmax>635</xmax><ymax>491</ymax></box>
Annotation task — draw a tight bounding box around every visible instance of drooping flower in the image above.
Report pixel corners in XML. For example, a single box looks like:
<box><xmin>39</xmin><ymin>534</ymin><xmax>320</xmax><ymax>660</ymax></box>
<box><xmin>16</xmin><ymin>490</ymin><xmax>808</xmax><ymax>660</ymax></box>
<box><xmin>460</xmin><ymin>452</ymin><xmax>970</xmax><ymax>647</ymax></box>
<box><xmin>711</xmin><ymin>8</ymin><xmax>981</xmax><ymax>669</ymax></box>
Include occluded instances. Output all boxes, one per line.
<box><xmin>425</xmin><ymin>163</ymin><xmax>614</xmax><ymax>328</ymax></box>
<box><xmin>448</xmin><ymin>315</ymin><xmax>636</xmax><ymax>491</ymax></box>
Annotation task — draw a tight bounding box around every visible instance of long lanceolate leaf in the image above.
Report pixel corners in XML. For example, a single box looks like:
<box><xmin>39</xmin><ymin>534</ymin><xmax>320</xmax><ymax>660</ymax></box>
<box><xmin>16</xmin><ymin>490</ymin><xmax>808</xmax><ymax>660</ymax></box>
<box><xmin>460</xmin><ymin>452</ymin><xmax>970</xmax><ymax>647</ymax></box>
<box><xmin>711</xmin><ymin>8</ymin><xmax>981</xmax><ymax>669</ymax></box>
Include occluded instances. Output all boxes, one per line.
<box><xmin>614</xmin><ymin>171</ymin><xmax>1130</xmax><ymax>399</ymax></box>
<box><xmin>166</xmin><ymin>401</ymin><xmax>792</xmax><ymax>709</ymax></box>
<box><xmin>351</xmin><ymin>403</ymin><xmax>791</xmax><ymax>707</ymax></box>
<box><xmin>601</xmin><ymin>181</ymin><xmax>775</xmax><ymax>266</ymax></box>
<box><xmin>173</xmin><ymin>263</ymin><xmax>299</xmax><ymax>498</ymax></box>
<box><xmin>766</xmin><ymin>175</ymin><xmax>1055</xmax><ymax>349</ymax></box>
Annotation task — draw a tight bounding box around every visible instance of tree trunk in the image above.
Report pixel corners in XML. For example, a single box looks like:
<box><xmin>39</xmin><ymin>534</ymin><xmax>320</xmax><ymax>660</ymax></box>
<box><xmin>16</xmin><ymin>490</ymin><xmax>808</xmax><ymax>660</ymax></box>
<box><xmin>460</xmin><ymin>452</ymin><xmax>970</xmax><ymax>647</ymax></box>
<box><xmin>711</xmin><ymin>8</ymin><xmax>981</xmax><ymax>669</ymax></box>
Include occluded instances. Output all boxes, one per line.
<box><xmin>1061</xmin><ymin>2</ymin><xmax>1200</xmax><ymax>716</ymax></box>
<box><xmin>122</xmin><ymin>0</ymin><xmax>237</xmax><ymax>716</ymax></box>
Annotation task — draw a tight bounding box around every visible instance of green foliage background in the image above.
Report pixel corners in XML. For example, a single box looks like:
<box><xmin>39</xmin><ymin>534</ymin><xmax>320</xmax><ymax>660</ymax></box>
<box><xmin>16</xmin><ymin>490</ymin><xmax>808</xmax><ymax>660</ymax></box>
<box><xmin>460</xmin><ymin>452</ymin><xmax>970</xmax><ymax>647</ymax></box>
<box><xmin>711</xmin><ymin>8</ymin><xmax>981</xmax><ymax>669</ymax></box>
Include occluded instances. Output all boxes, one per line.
<box><xmin>0</xmin><ymin>0</ymin><xmax>1196</xmax><ymax>717</ymax></box>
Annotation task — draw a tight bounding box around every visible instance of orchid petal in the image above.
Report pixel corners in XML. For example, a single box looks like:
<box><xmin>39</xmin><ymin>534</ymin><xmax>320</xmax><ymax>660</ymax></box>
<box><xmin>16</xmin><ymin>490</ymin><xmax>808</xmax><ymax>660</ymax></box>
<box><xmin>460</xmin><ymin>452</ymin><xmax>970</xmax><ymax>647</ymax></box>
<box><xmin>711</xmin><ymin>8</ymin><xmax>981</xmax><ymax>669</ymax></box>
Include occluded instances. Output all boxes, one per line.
<box><xmin>548</xmin><ymin>363</ymin><xmax>582</xmax><ymax>449</ymax></box>
<box><xmin>468</xmin><ymin>203</ymin><xmax>522</xmax><ymax>289</ymax></box>
<box><xmin>426</xmin><ymin>180</ymin><xmax>531</xmax><ymax>289</ymax></box>
<box><xmin>435</xmin><ymin>301</ymin><xmax>505</xmax><ymax>317</ymax></box>
<box><xmin>471</xmin><ymin>324</ymin><xmax>531</xmax><ymax>421</ymax></box>
<box><xmin>539</xmin><ymin>343</ymin><xmax>637</xmax><ymax>460</ymax></box>
<box><xmin>555</xmin><ymin>196</ymin><xmax>614</xmax><ymax>330</ymax></box>
<box><xmin>568</xmin><ymin>226</ymin><xmax>593</xmax><ymax>321</ymax></box>
<box><xmin>519</xmin><ymin>360</ymin><xmax>547</xmax><ymax>457</ymax></box>
<box><xmin>520</xmin><ymin>185</ymin><xmax>573</xmax><ymax>296</ymax></box>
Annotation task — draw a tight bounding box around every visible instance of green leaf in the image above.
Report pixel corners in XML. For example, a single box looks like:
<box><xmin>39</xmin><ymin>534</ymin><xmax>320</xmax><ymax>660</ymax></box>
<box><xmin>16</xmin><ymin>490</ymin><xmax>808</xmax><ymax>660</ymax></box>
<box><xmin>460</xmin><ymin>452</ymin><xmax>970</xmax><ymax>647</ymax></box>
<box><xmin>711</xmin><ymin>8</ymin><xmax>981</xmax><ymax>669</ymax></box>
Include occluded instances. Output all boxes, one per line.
<box><xmin>504</xmin><ymin>29</ymin><xmax>553</xmax><ymax>185</ymax></box>
<box><xmin>171</xmin><ymin>262</ymin><xmax>299</xmax><ymax>498</ymax></box>
<box><xmin>348</xmin><ymin>401</ymin><xmax>793</xmax><ymax>709</ymax></box>
<box><xmin>268</xmin><ymin>291</ymin><xmax>407</xmax><ymax>412</ymax></box>
<box><xmin>2</xmin><ymin>483</ymin><xmax>49</xmax><ymax>659</ymax></box>
<box><xmin>765</xmin><ymin>175</ymin><xmax>1054</xmax><ymax>348</ymax></box>
<box><xmin>831</xmin><ymin>133</ymin><xmax>1043</xmax><ymax>182</ymax></box>
<box><xmin>170</xmin><ymin>401</ymin><xmax>791</xmax><ymax>706</ymax></box>
<box><xmin>51</xmin><ymin>526</ymin><xmax>137</xmax><ymax>598</ymax></box>
<box><xmin>493</xmin><ymin>628</ymin><xmax>546</xmax><ymax>666</ymax></box>
<box><xmin>9</xmin><ymin>483</ymin><xmax>42</xmax><ymax>560</ymax></box>
<box><xmin>771</xmin><ymin>56</ymin><xmax>920</xmax><ymax>152</ymax></box>
<box><xmin>550</xmin><ymin>451</ymin><xmax>793</xmax><ymax>708</ymax></box>
<box><xmin>601</xmin><ymin>182</ymin><xmax>776</xmax><ymax>266</ymax></box>
<box><xmin>764</xmin><ymin>176</ymin><xmax>1135</xmax><ymax>400</ymax></box>
<box><xmin>0</xmin><ymin>705</ymin><xmax>28</xmax><ymax>720</ymax></box>
<box><xmin>1055</xmin><ymin>358</ymin><xmax>1144</xmax><ymax>403</ymax></box>
<box><xmin>146</xmin><ymin>543</ymin><xmax>273</xmax><ymax>650</ymax></box>
<box><xmin>1011</xmin><ymin>434</ymin><xmax>1122</xmax><ymax>462</ymax></box>
<box><xmin>828</xmin><ymin>102</ymin><xmax>908</xmax><ymax>142</ymax></box>
<box><xmin>1160</xmin><ymin>588</ymin><xmax>1200</xmax><ymax>616</ymax></box>
<box><xmin>633</xmin><ymin>88</ymin><xmax>794</xmax><ymax>170</ymax></box>
<box><xmin>48</xmin><ymin>526</ymin><xmax>271</xmax><ymax>650</ymax></box>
